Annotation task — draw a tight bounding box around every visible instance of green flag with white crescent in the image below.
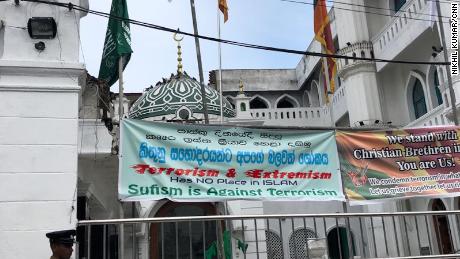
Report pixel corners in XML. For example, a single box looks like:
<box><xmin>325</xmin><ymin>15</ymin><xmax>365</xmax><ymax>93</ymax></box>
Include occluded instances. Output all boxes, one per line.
<box><xmin>98</xmin><ymin>0</ymin><xmax>132</xmax><ymax>87</ymax></box>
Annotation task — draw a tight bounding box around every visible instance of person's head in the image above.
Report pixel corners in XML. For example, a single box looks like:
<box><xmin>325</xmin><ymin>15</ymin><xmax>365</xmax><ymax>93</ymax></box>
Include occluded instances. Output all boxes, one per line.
<box><xmin>46</xmin><ymin>229</ymin><xmax>76</xmax><ymax>259</ymax></box>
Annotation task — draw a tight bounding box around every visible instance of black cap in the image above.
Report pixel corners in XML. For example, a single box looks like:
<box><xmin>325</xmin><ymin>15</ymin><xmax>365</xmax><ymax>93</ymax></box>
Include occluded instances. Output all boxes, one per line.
<box><xmin>46</xmin><ymin>229</ymin><xmax>76</xmax><ymax>245</ymax></box>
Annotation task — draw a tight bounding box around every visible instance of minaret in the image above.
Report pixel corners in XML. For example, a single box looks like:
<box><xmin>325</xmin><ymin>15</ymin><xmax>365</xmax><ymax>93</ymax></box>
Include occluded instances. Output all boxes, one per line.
<box><xmin>233</xmin><ymin>78</ymin><xmax>253</xmax><ymax>120</ymax></box>
<box><xmin>334</xmin><ymin>0</ymin><xmax>383</xmax><ymax>127</ymax></box>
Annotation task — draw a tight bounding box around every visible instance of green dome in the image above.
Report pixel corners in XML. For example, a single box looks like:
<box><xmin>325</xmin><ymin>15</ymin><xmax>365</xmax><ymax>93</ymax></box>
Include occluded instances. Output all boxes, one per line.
<box><xmin>129</xmin><ymin>73</ymin><xmax>235</xmax><ymax>120</ymax></box>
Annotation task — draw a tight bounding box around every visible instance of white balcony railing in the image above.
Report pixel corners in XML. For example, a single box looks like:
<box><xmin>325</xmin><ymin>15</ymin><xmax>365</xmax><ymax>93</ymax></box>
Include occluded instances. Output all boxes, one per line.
<box><xmin>250</xmin><ymin>107</ymin><xmax>331</xmax><ymax>127</ymax></box>
<box><xmin>331</xmin><ymin>86</ymin><xmax>347</xmax><ymax>122</ymax></box>
<box><xmin>405</xmin><ymin>105</ymin><xmax>452</xmax><ymax>128</ymax></box>
<box><xmin>372</xmin><ymin>0</ymin><xmax>432</xmax><ymax>70</ymax></box>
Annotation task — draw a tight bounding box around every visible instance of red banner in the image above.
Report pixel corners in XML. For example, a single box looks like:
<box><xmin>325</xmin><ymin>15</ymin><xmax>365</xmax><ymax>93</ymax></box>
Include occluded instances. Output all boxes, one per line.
<box><xmin>337</xmin><ymin>127</ymin><xmax>460</xmax><ymax>203</ymax></box>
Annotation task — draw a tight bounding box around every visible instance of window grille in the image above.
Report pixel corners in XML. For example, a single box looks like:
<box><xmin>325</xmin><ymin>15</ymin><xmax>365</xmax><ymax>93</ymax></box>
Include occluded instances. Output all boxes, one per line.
<box><xmin>266</xmin><ymin>230</ymin><xmax>284</xmax><ymax>259</ymax></box>
<box><xmin>289</xmin><ymin>228</ymin><xmax>317</xmax><ymax>259</ymax></box>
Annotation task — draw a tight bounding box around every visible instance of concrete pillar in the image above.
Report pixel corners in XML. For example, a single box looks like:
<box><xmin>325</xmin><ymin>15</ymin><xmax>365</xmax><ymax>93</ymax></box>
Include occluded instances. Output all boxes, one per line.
<box><xmin>339</xmin><ymin>62</ymin><xmax>383</xmax><ymax>126</ymax></box>
<box><xmin>237</xmin><ymin>201</ymin><xmax>267</xmax><ymax>259</ymax></box>
<box><xmin>335</xmin><ymin>0</ymin><xmax>383</xmax><ymax>126</ymax></box>
<box><xmin>0</xmin><ymin>1</ymin><xmax>86</xmax><ymax>258</ymax></box>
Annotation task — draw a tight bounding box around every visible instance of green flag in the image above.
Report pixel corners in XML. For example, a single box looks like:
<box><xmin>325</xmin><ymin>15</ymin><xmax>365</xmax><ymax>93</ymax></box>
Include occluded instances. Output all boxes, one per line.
<box><xmin>237</xmin><ymin>238</ymin><xmax>248</xmax><ymax>253</ymax></box>
<box><xmin>98</xmin><ymin>0</ymin><xmax>133</xmax><ymax>87</ymax></box>
<box><xmin>223</xmin><ymin>230</ymin><xmax>232</xmax><ymax>259</ymax></box>
<box><xmin>204</xmin><ymin>241</ymin><xmax>217</xmax><ymax>259</ymax></box>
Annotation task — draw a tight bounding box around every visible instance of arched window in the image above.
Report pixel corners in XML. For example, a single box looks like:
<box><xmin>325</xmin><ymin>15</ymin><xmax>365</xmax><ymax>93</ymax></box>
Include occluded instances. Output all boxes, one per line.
<box><xmin>289</xmin><ymin>229</ymin><xmax>317</xmax><ymax>259</ymax></box>
<box><xmin>250</xmin><ymin>97</ymin><xmax>269</xmax><ymax>109</ymax></box>
<box><xmin>266</xmin><ymin>230</ymin><xmax>283</xmax><ymax>259</ymax></box>
<box><xmin>276</xmin><ymin>96</ymin><xmax>297</xmax><ymax>109</ymax></box>
<box><xmin>310</xmin><ymin>81</ymin><xmax>321</xmax><ymax>107</ymax></box>
<box><xmin>432</xmin><ymin>199</ymin><xmax>454</xmax><ymax>254</ymax></box>
<box><xmin>303</xmin><ymin>91</ymin><xmax>311</xmax><ymax>107</ymax></box>
<box><xmin>434</xmin><ymin>70</ymin><xmax>443</xmax><ymax>106</ymax></box>
<box><xmin>240</xmin><ymin>103</ymin><xmax>247</xmax><ymax>112</ymax></box>
<box><xmin>412</xmin><ymin>79</ymin><xmax>427</xmax><ymax>119</ymax></box>
<box><xmin>394</xmin><ymin>0</ymin><xmax>406</xmax><ymax>12</ymax></box>
<box><xmin>277</xmin><ymin>99</ymin><xmax>294</xmax><ymax>108</ymax></box>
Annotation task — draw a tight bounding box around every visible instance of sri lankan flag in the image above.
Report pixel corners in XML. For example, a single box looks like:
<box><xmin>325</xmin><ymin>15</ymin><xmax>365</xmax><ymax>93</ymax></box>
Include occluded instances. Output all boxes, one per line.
<box><xmin>314</xmin><ymin>0</ymin><xmax>337</xmax><ymax>100</ymax></box>
<box><xmin>219</xmin><ymin>0</ymin><xmax>229</xmax><ymax>22</ymax></box>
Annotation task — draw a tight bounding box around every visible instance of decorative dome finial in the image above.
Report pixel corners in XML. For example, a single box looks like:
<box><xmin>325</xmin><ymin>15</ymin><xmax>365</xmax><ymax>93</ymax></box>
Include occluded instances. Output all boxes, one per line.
<box><xmin>239</xmin><ymin>78</ymin><xmax>244</xmax><ymax>94</ymax></box>
<box><xmin>174</xmin><ymin>30</ymin><xmax>184</xmax><ymax>75</ymax></box>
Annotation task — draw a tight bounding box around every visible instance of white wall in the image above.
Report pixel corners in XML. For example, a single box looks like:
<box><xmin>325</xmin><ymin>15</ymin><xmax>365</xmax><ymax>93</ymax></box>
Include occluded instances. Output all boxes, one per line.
<box><xmin>0</xmin><ymin>1</ymin><xmax>86</xmax><ymax>258</ymax></box>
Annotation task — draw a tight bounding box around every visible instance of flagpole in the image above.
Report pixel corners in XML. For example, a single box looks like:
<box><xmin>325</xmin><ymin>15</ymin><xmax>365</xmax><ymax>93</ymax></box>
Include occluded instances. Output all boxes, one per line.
<box><xmin>217</xmin><ymin>0</ymin><xmax>229</xmax><ymax>223</ymax></box>
<box><xmin>118</xmin><ymin>56</ymin><xmax>125</xmax><ymax>259</ymax></box>
<box><xmin>217</xmin><ymin>7</ymin><xmax>230</xmax><ymax>258</ymax></box>
<box><xmin>190</xmin><ymin>0</ymin><xmax>204</xmax><ymax>84</ymax></box>
<box><xmin>321</xmin><ymin>48</ymin><xmax>333</xmax><ymax>125</ymax></box>
<box><xmin>118</xmin><ymin>57</ymin><xmax>124</xmax><ymax>122</ymax></box>
<box><xmin>118</xmin><ymin>203</ymin><xmax>124</xmax><ymax>259</ymax></box>
<box><xmin>189</xmin><ymin>0</ymin><xmax>209</xmax><ymax>124</ymax></box>
<box><xmin>218</xmin><ymin>5</ymin><xmax>224</xmax><ymax>123</ymax></box>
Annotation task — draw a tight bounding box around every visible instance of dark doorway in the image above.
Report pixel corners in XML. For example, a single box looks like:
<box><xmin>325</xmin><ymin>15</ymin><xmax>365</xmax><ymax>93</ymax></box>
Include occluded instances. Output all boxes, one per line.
<box><xmin>150</xmin><ymin>202</ymin><xmax>217</xmax><ymax>259</ymax></box>
<box><xmin>432</xmin><ymin>199</ymin><xmax>454</xmax><ymax>254</ymax></box>
<box><xmin>327</xmin><ymin>227</ymin><xmax>354</xmax><ymax>259</ymax></box>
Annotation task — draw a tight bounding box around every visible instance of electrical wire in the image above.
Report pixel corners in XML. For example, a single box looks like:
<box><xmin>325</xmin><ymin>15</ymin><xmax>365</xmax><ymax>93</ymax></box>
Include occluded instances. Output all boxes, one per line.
<box><xmin>279</xmin><ymin>0</ymin><xmax>451</xmax><ymax>23</ymax></box>
<box><xmin>20</xmin><ymin>0</ymin><xmax>451</xmax><ymax>66</ymax></box>
<box><xmin>4</xmin><ymin>25</ymin><xmax>26</xmax><ymax>30</ymax></box>
<box><xmin>73</xmin><ymin>10</ymin><xmax>86</xmax><ymax>64</ymax></box>
<box><xmin>301</xmin><ymin>0</ymin><xmax>451</xmax><ymax>19</ymax></box>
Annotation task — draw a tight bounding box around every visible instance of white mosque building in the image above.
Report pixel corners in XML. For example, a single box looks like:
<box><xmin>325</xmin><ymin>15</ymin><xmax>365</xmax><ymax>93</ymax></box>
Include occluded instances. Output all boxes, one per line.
<box><xmin>1</xmin><ymin>0</ymin><xmax>459</xmax><ymax>259</ymax></box>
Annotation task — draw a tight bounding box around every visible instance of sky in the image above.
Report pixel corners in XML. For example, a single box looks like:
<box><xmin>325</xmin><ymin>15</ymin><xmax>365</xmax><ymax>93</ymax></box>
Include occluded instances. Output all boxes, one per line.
<box><xmin>80</xmin><ymin>0</ymin><xmax>315</xmax><ymax>93</ymax></box>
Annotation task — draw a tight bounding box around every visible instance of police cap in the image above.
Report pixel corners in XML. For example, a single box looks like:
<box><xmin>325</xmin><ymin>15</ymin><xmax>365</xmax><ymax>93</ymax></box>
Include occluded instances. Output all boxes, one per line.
<box><xmin>45</xmin><ymin>229</ymin><xmax>76</xmax><ymax>245</ymax></box>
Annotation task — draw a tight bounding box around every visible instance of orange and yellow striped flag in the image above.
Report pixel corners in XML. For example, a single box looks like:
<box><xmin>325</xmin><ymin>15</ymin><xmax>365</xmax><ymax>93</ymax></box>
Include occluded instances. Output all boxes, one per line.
<box><xmin>219</xmin><ymin>0</ymin><xmax>229</xmax><ymax>22</ymax></box>
<box><xmin>313</xmin><ymin>0</ymin><xmax>337</xmax><ymax>100</ymax></box>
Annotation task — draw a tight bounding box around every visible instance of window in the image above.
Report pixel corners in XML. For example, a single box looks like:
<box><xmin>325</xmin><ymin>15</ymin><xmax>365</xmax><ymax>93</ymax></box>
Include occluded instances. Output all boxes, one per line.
<box><xmin>310</xmin><ymin>81</ymin><xmax>321</xmax><ymax>107</ymax></box>
<box><xmin>250</xmin><ymin>97</ymin><xmax>269</xmax><ymax>109</ymax></box>
<box><xmin>303</xmin><ymin>91</ymin><xmax>311</xmax><ymax>107</ymax></box>
<box><xmin>434</xmin><ymin>70</ymin><xmax>443</xmax><ymax>106</ymax></box>
<box><xmin>266</xmin><ymin>230</ymin><xmax>283</xmax><ymax>259</ymax></box>
<box><xmin>276</xmin><ymin>96</ymin><xmax>297</xmax><ymax>108</ymax></box>
<box><xmin>289</xmin><ymin>229</ymin><xmax>317</xmax><ymax>259</ymax></box>
<box><xmin>394</xmin><ymin>0</ymin><xmax>407</xmax><ymax>12</ymax></box>
<box><xmin>412</xmin><ymin>79</ymin><xmax>427</xmax><ymax>119</ymax></box>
